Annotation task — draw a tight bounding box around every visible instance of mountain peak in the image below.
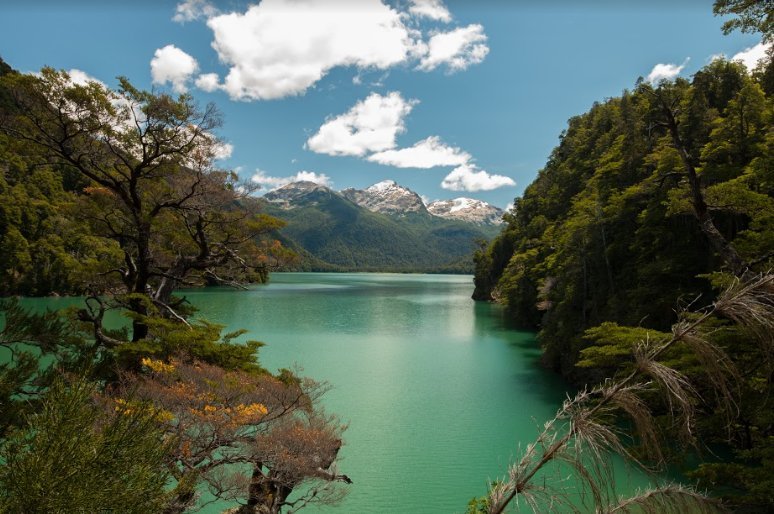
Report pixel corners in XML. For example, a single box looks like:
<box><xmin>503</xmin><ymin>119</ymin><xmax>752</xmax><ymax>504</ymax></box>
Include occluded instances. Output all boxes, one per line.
<box><xmin>366</xmin><ymin>180</ymin><xmax>399</xmax><ymax>193</ymax></box>
<box><xmin>342</xmin><ymin>180</ymin><xmax>426</xmax><ymax>215</ymax></box>
<box><xmin>263</xmin><ymin>181</ymin><xmax>334</xmax><ymax>209</ymax></box>
<box><xmin>427</xmin><ymin>197</ymin><xmax>504</xmax><ymax>225</ymax></box>
<box><xmin>278</xmin><ymin>180</ymin><xmax>330</xmax><ymax>191</ymax></box>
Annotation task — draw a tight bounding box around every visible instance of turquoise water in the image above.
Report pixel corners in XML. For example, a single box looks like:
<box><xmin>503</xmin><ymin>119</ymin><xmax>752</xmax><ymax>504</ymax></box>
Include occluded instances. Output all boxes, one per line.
<box><xmin>18</xmin><ymin>273</ymin><xmax>651</xmax><ymax>512</ymax></box>
<box><xmin>182</xmin><ymin>273</ymin><xmax>649</xmax><ymax>513</ymax></box>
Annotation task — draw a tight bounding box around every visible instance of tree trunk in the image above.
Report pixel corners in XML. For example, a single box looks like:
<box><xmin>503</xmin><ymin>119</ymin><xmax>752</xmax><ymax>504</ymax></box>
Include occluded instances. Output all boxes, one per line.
<box><xmin>660</xmin><ymin>99</ymin><xmax>750</xmax><ymax>277</ymax></box>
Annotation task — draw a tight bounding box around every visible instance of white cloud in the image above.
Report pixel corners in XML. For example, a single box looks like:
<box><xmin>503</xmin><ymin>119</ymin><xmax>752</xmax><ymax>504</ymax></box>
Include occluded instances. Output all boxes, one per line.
<box><xmin>173</xmin><ymin>0</ymin><xmax>219</xmax><ymax>23</ymax></box>
<box><xmin>206</xmin><ymin>0</ymin><xmax>420</xmax><ymax>100</ymax></box>
<box><xmin>408</xmin><ymin>0</ymin><xmax>451</xmax><ymax>23</ymax></box>
<box><xmin>294</xmin><ymin>170</ymin><xmax>331</xmax><ymax>186</ymax></box>
<box><xmin>731</xmin><ymin>41</ymin><xmax>771</xmax><ymax>71</ymax></box>
<box><xmin>66</xmin><ymin>69</ymin><xmax>106</xmax><ymax>87</ymax></box>
<box><xmin>646</xmin><ymin>59</ymin><xmax>688</xmax><ymax>85</ymax></box>
<box><xmin>505</xmin><ymin>202</ymin><xmax>514</xmax><ymax>212</ymax></box>
<box><xmin>367</xmin><ymin>135</ymin><xmax>470</xmax><ymax>168</ymax></box>
<box><xmin>212</xmin><ymin>142</ymin><xmax>233</xmax><ymax>160</ymax></box>
<box><xmin>307</xmin><ymin>91</ymin><xmax>509</xmax><ymax>191</ymax></box>
<box><xmin>306</xmin><ymin>92</ymin><xmax>417</xmax><ymax>157</ymax></box>
<box><xmin>418</xmin><ymin>24</ymin><xmax>489</xmax><ymax>72</ymax></box>
<box><xmin>150</xmin><ymin>45</ymin><xmax>199</xmax><ymax>93</ymax></box>
<box><xmin>251</xmin><ymin>169</ymin><xmax>332</xmax><ymax>190</ymax></box>
<box><xmin>195</xmin><ymin>72</ymin><xmax>221</xmax><ymax>92</ymax></box>
<box><xmin>441</xmin><ymin>164</ymin><xmax>515</xmax><ymax>192</ymax></box>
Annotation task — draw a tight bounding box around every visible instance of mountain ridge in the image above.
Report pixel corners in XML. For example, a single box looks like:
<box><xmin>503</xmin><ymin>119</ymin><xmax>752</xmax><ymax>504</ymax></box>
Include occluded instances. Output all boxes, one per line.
<box><xmin>261</xmin><ymin>180</ymin><xmax>501</xmax><ymax>273</ymax></box>
<box><xmin>268</xmin><ymin>180</ymin><xmax>505</xmax><ymax>225</ymax></box>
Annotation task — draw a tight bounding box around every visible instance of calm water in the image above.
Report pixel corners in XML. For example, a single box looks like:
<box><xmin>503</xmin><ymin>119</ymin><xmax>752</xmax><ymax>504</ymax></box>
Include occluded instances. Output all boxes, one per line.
<box><xmin>20</xmin><ymin>273</ymin><xmax>651</xmax><ymax>512</ymax></box>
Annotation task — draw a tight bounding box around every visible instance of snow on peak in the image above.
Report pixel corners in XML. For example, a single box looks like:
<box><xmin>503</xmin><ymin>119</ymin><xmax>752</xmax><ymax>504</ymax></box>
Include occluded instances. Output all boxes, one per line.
<box><xmin>367</xmin><ymin>180</ymin><xmax>400</xmax><ymax>193</ymax></box>
<box><xmin>427</xmin><ymin>197</ymin><xmax>504</xmax><ymax>225</ymax></box>
<box><xmin>342</xmin><ymin>180</ymin><xmax>426</xmax><ymax>215</ymax></box>
<box><xmin>449</xmin><ymin>197</ymin><xmax>482</xmax><ymax>213</ymax></box>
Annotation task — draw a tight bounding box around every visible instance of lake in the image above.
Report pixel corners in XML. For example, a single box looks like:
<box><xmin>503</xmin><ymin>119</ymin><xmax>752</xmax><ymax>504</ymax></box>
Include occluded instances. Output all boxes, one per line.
<box><xmin>20</xmin><ymin>272</ymin><xmax>651</xmax><ymax>512</ymax></box>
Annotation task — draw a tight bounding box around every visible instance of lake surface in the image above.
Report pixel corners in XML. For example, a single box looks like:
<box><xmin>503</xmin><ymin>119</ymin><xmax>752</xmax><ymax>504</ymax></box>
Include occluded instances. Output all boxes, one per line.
<box><xmin>20</xmin><ymin>273</ymin><xmax>651</xmax><ymax>512</ymax></box>
<box><xmin>184</xmin><ymin>273</ymin><xmax>650</xmax><ymax>513</ymax></box>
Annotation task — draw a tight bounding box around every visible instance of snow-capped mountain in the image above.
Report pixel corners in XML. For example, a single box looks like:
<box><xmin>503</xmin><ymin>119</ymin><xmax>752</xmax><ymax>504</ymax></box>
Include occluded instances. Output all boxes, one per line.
<box><xmin>264</xmin><ymin>180</ymin><xmax>505</xmax><ymax>226</ymax></box>
<box><xmin>263</xmin><ymin>181</ymin><xmax>336</xmax><ymax>209</ymax></box>
<box><xmin>341</xmin><ymin>180</ymin><xmax>427</xmax><ymax>215</ymax></box>
<box><xmin>427</xmin><ymin>198</ymin><xmax>505</xmax><ymax>225</ymax></box>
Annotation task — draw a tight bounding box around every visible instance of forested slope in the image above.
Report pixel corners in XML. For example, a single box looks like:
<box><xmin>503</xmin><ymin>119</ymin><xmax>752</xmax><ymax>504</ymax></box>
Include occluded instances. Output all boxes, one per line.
<box><xmin>476</xmin><ymin>56</ymin><xmax>772</xmax><ymax>374</ymax></box>
<box><xmin>262</xmin><ymin>192</ymin><xmax>498</xmax><ymax>273</ymax></box>
<box><xmin>0</xmin><ymin>57</ymin><xmax>118</xmax><ymax>295</ymax></box>
<box><xmin>473</xmin><ymin>53</ymin><xmax>774</xmax><ymax>509</ymax></box>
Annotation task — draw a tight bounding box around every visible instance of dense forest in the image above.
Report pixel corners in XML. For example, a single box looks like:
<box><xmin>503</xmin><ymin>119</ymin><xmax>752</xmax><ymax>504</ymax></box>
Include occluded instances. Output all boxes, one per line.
<box><xmin>473</xmin><ymin>10</ymin><xmax>774</xmax><ymax>511</ymax></box>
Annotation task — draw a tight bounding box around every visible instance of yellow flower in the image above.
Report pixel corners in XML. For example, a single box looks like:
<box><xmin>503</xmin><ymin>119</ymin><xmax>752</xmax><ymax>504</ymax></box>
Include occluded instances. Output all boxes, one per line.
<box><xmin>235</xmin><ymin>403</ymin><xmax>268</xmax><ymax>417</ymax></box>
<box><xmin>155</xmin><ymin>409</ymin><xmax>175</xmax><ymax>423</ymax></box>
<box><xmin>141</xmin><ymin>357</ymin><xmax>176</xmax><ymax>374</ymax></box>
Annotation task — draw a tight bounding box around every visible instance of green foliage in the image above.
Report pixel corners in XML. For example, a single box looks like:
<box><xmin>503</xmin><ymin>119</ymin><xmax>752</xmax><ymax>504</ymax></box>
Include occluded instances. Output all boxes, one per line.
<box><xmin>689</xmin><ymin>437</ymin><xmax>774</xmax><ymax>509</ymax></box>
<box><xmin>0</xmin><ymin>61</ymin><xmax>348</xmax><ymax>513</ymax></box>
<box><xmin>476</xmin><ymin>56</ymin><xmax>772</xmax><ymax>374</ymax></box>
<box><xmin>475</xmin><ymin>53</ymin><xmax>774</xmax><ymax>508</ymax></box>
<box><xmin>116</xmin><ymin>313</ymin><xmax>266</xmax><ymax>374</ymax></box>
<box><xmin>0</xmin><ymin>298</ymin><xmax>92</xmax><ymax>433</ymax></box>
<box><xmin>579</xmin><ymin>323</ymin><xmax>670</xmax><ymax>368</ymax></box>
<box><xmin>713</xmin><ymin>0</ymin><xmax>773</xmax><ymax>41</ymax></box>
<box><xmin>0</xmin><ymin>132</ymin><xmax>116</xmax><ymax>296</ymax></box>
<box><xmin>0</xmin><ymin>379</ymin><xmax>172</xmax><ymax>513</ymax></box>
<box><xmin>465</xmin><ymin>494</ymin><xmax>492</xmax><ymax>514</ymax></box>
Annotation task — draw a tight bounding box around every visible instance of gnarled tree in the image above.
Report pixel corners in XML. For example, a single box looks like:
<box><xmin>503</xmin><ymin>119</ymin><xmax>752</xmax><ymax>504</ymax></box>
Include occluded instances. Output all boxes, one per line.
<box><xmin>117</xmin><ymin>359</ymin><xmax>351</xmax><ymax>513</ymax></box>
<box><xmin>0</xmin><ymin>69</ymin><xmax>289</xmax><ymax>341</ymax></box>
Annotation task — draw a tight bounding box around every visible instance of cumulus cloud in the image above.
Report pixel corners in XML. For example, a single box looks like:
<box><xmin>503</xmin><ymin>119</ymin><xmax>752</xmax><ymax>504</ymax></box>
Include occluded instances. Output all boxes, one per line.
<box><xmin>441</xmin><ymin>164</ymin><xmax>516</xmax><ymax>192</ymax></box>
<box><xmin>306</xmin><ymin>92</ymin><xmax>417</xmax><ymax>157</ymax></box>
<box><xmin>731</xmin><ymin>41</ymin><xmax>771</xmax><ymax>70</ymax></box>
<box><xmin>66</xmin><ymin>69</ymin><xmax>106</xmax><ymax>87</ymax></box>
<box><xmin>173</xmin><ymin>0</ymin><xmax>219</xmax><ymax>23</ymax></box>
<box><xmin>251</xmin><ymin>169</ymin><xmax>332</xmax><ymax>190</ymax></box>
<box><xmin>150</xmin><ymin>45</ymin><xmax>199</xmax><ymax>93</ymax></box>
<box><xmin>207</xmin><ymin>0</ymin><xmax>420</xmax><ymax>101</ymax></box>
<box><xmin>367</xmin><ymin>136</ymin><xmax>471</xmax><ymax>168</ymax></box>
<box><xmin>307</xmin><ymin>92</ymin><xmax>513</xmax><ymax>191</ymax></box>
<box><xmin>195</xmin><ymin>72</ymin><xmax>221</xmax><ymax>92</ymax></box>
<box><xmin>646</xmin><ymin>59</ymin><xmax>688</xmax><ymax>84</ymax></box>
<box><xmin>408</xmin><ymin>0</ymin><xmax>451</xmax><ymax>22</ymax></box>
<box><xmin>418</xmin><ymin>24</ymin><xmax>489</xmax><ymax>72</ymax></box>
<box><xmin>181</xmin><ymin>0</ymin><xmax>488</xmax><ymax>100</ymax></box>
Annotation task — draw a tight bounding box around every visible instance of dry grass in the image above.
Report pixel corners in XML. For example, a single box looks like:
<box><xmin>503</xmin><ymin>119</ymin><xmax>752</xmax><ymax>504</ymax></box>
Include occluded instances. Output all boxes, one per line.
<box><xmin>601</xmin><ymin>484</ymin><xmax>728</xmax><ymax>513</ymax></box>
<box><xmin>634</xmin><ymin>345</ymin><xmax>698</xmax><ymax>445</ymax></box>
<box><xmin>485</xmin><ymin>272</ymin><xmax>774</xmax><ymax>514</ymax></box>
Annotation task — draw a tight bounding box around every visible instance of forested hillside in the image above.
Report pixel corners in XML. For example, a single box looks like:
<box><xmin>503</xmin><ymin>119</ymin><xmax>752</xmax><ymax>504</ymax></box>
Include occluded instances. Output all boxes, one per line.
<box><xmin>261</xmin><ymin>183</ymin><xmax>498</xmax><ymax>272</ymax></box>
<box><xmin>473</xmin><ymin>48</ymin><xmax>774</xmax><ymax>509</ymax></box>
<box><xmin>0</xmin><ymin>58</ymin><xmax>111</xmax><ymax>295</ymax></box>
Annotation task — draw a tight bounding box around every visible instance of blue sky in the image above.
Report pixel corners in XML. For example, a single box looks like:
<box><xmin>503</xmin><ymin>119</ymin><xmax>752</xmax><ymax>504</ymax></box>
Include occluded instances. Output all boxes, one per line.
<box><xmin>0</xmin><ymin>0</ymin><xmax>768</xmax><ymax>208</ymax></box>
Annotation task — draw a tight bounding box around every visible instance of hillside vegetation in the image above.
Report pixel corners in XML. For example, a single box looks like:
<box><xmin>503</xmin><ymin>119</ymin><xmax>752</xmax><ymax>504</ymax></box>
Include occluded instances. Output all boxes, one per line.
<box><xmin>473</xmin><ymin>51</ymin><xmax>774</xmax><ymax>509</ymax></box>
<box><xmin>260</xmin><ymin>185</ymin><xmax>499</xmax><ymax>273</ymax></box>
